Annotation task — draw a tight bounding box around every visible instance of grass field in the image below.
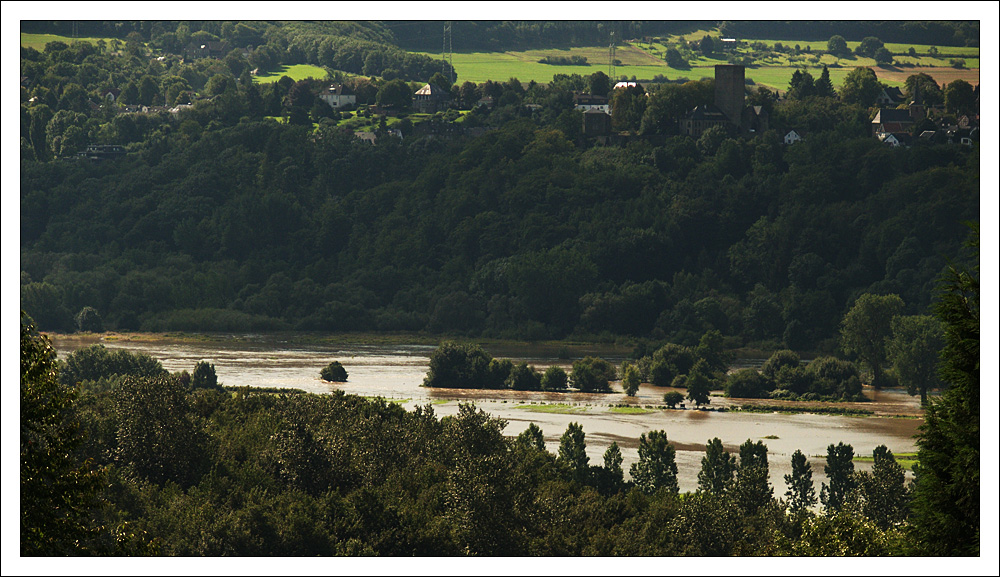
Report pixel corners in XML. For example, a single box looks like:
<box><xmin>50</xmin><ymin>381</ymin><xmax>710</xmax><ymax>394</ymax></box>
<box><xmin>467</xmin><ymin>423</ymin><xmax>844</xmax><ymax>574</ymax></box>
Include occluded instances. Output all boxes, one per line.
<box><xmin>855</xmin><ymin>452</ymin><xmax>918</xmax><ymax>471</ymax></box>
<box><xmin>513</xmin><ymin>403</ymin><xmax>590</xmax><ymax>414</ymax></box>
<box><xmin>21</xmin><ymin>32</ymin><xmax>116</xmax><ymax>50</ymax></box>
<box><xmin>608</xmin><ymin>406</ymin><xmax>657</xmax><ymax>415</ymax></box>
<box><xmin>253</xmin><ymin>64</ymin><xmax>329</xmax><ymax>83</ymax></box>
<box><xmin>426</xmin><ymin>40</ymin><xmax>979</xmax><ymax>91</ymax></box>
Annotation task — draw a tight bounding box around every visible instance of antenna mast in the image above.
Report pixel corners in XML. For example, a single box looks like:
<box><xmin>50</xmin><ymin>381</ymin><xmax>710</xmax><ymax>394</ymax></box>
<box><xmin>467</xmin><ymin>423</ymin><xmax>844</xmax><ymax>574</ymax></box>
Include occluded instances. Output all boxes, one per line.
<box><xmin>443</xmin><ymin>21</ymin><xmax>454</xmax><ymax>84</ymax></box>
<box><xmin>608</xmin><ymin>28</ymin><xmax>616</xmax><ymax>80</ymax></box>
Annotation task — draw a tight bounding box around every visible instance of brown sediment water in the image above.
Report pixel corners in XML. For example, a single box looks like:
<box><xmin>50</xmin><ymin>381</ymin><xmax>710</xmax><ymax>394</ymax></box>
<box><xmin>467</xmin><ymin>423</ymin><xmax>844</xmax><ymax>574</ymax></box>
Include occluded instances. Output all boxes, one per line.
<box><xmin>50</xmin><ymin>333</ymin><xmax>924</xmax><ymax>493</ymax></box>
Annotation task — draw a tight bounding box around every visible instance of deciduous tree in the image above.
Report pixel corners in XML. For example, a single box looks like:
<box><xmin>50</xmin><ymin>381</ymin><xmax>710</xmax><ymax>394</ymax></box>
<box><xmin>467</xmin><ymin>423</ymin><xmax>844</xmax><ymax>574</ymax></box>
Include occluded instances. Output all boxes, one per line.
<box><xmin>21</xmin><ymin>313</ymin><xmax>103</xmax><ymax>555</ymax></box>
<box><xmin>840</xmin><ymin>293</ymin><xmax>904</xmax><ymax>389</ymax></box>
<box><xmin>887</xmin><ymin>315</ymin><xmax>944</xmax><ymax>405</ymax></box>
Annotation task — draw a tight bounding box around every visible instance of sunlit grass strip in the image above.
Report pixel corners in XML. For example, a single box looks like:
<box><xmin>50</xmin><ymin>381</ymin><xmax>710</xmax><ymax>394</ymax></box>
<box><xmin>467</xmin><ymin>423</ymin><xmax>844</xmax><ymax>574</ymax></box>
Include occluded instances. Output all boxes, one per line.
<box><xmin>608</xmin><ymin>406</ymin><xmax>656</xmax><ymax>415</ymax></box>
<box><xmin>20</xmin><ymin>32</ymin><xmax>114</xmax><ymax>50</ymax></box>
<box><xmin>254</xmin><ymin>64</ymin><xmax>329</xmax><ymax>83</ymax></box>
<box><xmin>514</xmin><ymin>403</ymin><xmax>590</xmax><ymax>414</ymax></box>
<box><xmin>854</xmin><ymin>452</ymin><xmax>918</xmax><ymax>470</ymax></box>
<box><xmin>734</xmin><ymin>404</ymin><xmax>875</xmax><ymax>416</ymax></box>
<box><xmin>363</xmin><ymin>396</ymin><xmax>411</xmax><ymax>405</ymax></box>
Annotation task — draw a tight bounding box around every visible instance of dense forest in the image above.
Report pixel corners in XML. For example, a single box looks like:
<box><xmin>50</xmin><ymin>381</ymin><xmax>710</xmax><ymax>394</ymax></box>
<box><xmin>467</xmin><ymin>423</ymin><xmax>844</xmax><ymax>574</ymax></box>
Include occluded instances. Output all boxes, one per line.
<box><xmin>20</xmin><ymin>26</ymin><xmax>979</xmax><ymax>351</ymax></box>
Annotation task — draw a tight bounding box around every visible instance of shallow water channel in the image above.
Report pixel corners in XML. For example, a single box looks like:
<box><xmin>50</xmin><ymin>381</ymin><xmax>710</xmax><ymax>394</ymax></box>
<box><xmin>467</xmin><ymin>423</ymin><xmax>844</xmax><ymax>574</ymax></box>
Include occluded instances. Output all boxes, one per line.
<box><xmin>51</xmin><ymin>334</ymin><xmax>923</xmax><ymax>493</ymax></box>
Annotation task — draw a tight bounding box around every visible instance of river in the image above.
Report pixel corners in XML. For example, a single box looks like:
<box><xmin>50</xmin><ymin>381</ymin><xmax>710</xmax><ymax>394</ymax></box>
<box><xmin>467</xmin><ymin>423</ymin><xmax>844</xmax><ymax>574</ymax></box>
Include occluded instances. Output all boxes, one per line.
<box><xmin>50</xmin><ymin>333</ymin><xmax>923</xmax><ymax>494</ymax></box>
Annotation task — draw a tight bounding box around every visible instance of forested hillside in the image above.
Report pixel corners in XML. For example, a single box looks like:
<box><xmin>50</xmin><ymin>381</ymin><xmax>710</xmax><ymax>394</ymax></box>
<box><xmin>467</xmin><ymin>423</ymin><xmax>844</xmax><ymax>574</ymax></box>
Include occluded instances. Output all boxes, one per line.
<box><xmin>20</xmin><ymin>21</ymin><xmax>979</xmax><ymax>352</ymax></box>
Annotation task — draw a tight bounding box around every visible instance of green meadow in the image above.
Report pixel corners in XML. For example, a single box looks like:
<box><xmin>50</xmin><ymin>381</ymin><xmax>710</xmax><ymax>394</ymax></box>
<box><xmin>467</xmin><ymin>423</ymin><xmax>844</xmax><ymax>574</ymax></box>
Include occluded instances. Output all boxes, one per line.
<box><xmin>21</xmin><ymin>32</ymin><xmax>116</xmax><ymax>50</ymax></box>
<box><xmin>253</xmin><ymin>63</ymin><xmax>329</xmax><ymax>83</ymax></box>
<box><xmin>513</xmin><ymin>403</ymin><xmax>590</xmax><ymax>415</ymax></box>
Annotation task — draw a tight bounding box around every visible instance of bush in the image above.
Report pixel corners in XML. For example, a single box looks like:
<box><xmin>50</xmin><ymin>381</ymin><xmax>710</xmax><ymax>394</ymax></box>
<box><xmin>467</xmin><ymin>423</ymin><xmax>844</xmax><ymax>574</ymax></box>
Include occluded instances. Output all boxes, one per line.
<box><xmin>506</xmin><ymin>362</ymin><xmax>541</xmax><ymax>391</ymax></box>
<box><xmin>761</xmin><ymin>350</ymin><xmax>800</xmax><ymax>381</ymax></box>
<box><xmin>570</xmin><ymin>356</ymin><xmax>616</xmax><ymax>393</ymax></box>
<box><xmin>541</xmin><ymin>365</ymin><xmax>568</xmax><ymax>391</ymax></box>
<box><xmin>74</xmin><ymin>306</ymin><xmax>103</xmax><ymax>333</ymax></box>
<box><xmin>487</xmin><ymin>358</ymin><xmax>514</xmax><ymax>389</ymax></box>
<box><xmin>806</xmin><ymin>356</ymin><xmax>862</xmax><ymax>399</ymax></box>
<box><xmin>648</xmin><ymin>343</ymin><xmax>696</xmax><ymax>386</ymax></box>
<box><xmin>192</xmin><ymin>361</ymin><xmax>220</xmax><ymax>389</ymax></box>
<box><xmin>663</xmin><ymin>391</ymin><xmax>685</xmax><ymax>408</ymax></box>
<box><xmin>423</xmin><ymin>342</ymin><xmax>492</xmax><ymax>388</ymax></box>
<box><xmin>60</xmin><ymin>344</ymin><xmax>167</xmax><ymax>386</ymax></box>
<box><xmin>725</xmin><ymin>368</ymin><xmax>773</xmax><ymax>399</ymax></box>
<box><xmin>320</xmin><ymin>360</ymin><xmax>348</xmax><ymax>382</ymax></box>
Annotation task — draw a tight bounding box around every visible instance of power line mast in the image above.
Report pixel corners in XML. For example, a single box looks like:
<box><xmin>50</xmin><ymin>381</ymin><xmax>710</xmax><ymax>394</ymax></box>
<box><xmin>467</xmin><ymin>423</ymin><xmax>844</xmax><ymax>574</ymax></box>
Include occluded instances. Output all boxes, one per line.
<box><xmin>608</xmin><ymin>28</ymin><xmax>616</xmax><ymax>80</ymax></box>
<box><xmin>442</xmin><ymin>21</ymin><xmax>454</xmax><ymax>84</ymax></box>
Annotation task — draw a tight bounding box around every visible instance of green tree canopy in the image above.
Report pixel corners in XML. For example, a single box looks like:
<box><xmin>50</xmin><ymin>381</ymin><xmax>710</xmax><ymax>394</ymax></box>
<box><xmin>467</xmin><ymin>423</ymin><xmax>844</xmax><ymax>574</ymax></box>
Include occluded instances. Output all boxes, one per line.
<box><xmin>21</xmin><ymin>313</ymin><xmax>103</xmax><ymax>555</ymax></box>
<box><xmin>698</xmin><ymin>437</ymin><xmax>735</xmax><ymax>495</ymax></box>
<box><xmin>320</xmin><ymin>360</ymin><xmax>349</xmax><ymax>382</ymax></box>
<box><xmin>887</xmin><ymin>315</ymin><xmax>944</xmax><ymax>405</ymax></box>
<box><xmin>827</xmin><ymin>35</ymin><xmax>848</xmax><ymax>55</ymax></box>
<box><xmin>630</xmin><ymin>430</ymin><xmax>678</xmax><ymax>495</ymax></box>
<box><xmin>839</xmin><ymin>67</ymin><xmax>883</xmax><ymax>107</ymax></box>
<box><xmin>840</xmin><ymin>293</ymin><xmax>904</xmax><ymax>389</ymax></box>
<box><xmin>855</xmin><ymin>36</ymin><xmax>884</xmax><ymax>58</ymax></box>
<box><xmin>943</xmin><ymin>79</ymin><xmax>976</xmax><ymax>115</ymax></box>
<box><xmin>733</xmin><ymin>439</ymin><xmax>772</xmax><ymax>514</ymax></box>
<box><xmin>820</xmin><ymin>442</ymin><xmax>856</xmax><ymax>513</ymax></box>
<box><xmin>557</xmin><ymin>422</ymin><xmax>589</xmax><ymax>483</ymax></box>
<box><xmin>376</xmin><ymin>78</ymin><xmax>413</xmax><ymax>109</ymax></box>
<box><xmin>784</xmin><ymin>449</ymin><xmax>817</xmax><ymax>514</ymax></box>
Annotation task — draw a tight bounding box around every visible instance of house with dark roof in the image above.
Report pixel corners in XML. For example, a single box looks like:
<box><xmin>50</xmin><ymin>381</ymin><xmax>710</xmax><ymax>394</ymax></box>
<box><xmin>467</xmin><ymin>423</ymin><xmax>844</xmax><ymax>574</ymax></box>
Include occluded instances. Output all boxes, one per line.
<box><xmin>679</xmin><ymin>104</ymin><xmax>730</xmax><ymax>138</ymax></box>
<box><xmin>573</xmin><ymin>92</ymin><xmax>609</xmax><ymax>113</ymax></box>
<box><xmin>878</xmin><ymin>132</ymin><xmax>912</xmax><ymax>148</ymax></box>
<box><xmin>871</xmin><ymin>108</ymin><xmax>914</xmax><ymax>137</ymax></box>
<box><xmin>318</xmin><ymin>84</ymin><xmax>356</xmax><ymax>109</ymax></box>
<box><xmin>876</xmin><ymin>86</ymin><xmax>905</xmax><ymax>106</ymax></box>
<box><xmin>184</xmin><ymin>41</ymin><xmax>230</xmax><ymax>60</ymax></box>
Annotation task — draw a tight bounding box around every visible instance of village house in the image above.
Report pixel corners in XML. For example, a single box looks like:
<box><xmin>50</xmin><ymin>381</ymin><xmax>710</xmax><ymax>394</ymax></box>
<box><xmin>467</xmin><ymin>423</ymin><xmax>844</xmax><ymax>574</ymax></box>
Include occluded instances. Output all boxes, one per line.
<box><xmin>783</xmin><ymin>128</ymin><xmax>806</xmax><ymax>145</ymax></box>
<box><xmin>573</xmin><ymin>92</ymin><xmax>609</xmax><ymax>113</ymax></box>
<box><xmin>413</xmin><ymin>83</ymin><xmax>450</xmax><ymax>114</ymax></box>
<box><xmin>318</xmin><ymin>84</ymin><xmax>356</xmax><ymax>110</ymax></box>
<box><xmin>581</xmin><ymin>107</ymin><xmax>612</xmax><ymax>139</ymax></box>
<box><xmin>184</xmin><ymin>41</ymin><xmax>230</xmax><ymax>60</ymax></box>
<box><xmin>878</xmin><ymin>131</ymin><xmax>912</xmax><ymax>148</ymax></box>
<box><xmin>77</xmin><ymin>144</ymin><xmax>126</xmax><ymax>161</ymax></box>
<box><xmin>875</xmin><ymin>86</ymin><xmax>906</xmax><ymax>106</ymax></box>
<box><xmin>870</xmin><ymin>108</ymin><xmax>914</xmax><ymax>138</ymax></box>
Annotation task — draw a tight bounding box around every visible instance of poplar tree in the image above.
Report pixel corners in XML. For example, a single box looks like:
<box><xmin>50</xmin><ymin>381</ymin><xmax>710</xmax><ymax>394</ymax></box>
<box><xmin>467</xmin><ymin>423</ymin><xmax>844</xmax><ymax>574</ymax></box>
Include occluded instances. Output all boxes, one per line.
<box><xmin>630</xmin><ymin>430</ymin><xmax>678</xmax><ymax>495</ymax></box>
<box><xmin>820</xmin><ymin>442</ymin><xmax>856</xmax><ymax>513</ymax></box>
<box><xmin>698</xmin><ymin>437</ymin><xmax>735</xmax><ymax>494</ymax></box>
<box><xmin>784</xmin><ymin>449</ymin><xmax>817</xmax><ymax>513</ymax></box>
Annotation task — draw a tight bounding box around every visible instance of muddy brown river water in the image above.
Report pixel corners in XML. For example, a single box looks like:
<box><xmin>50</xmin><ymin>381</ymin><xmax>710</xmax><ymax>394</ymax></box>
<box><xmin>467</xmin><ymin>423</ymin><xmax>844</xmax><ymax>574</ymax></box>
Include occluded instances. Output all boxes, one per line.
<box><xmin>50</xmin><ymin>334</ymin><xmax>923</xmax><ymax>494</ymax></box>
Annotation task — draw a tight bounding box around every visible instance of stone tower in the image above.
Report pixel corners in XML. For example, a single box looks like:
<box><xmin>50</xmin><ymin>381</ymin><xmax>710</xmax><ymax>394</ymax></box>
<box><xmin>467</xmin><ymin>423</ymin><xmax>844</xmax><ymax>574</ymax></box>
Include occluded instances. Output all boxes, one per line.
<box><xmin>714</xmin><ymin>64</ymin><xmax>745</xmax><ymax>129</ymax></box>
